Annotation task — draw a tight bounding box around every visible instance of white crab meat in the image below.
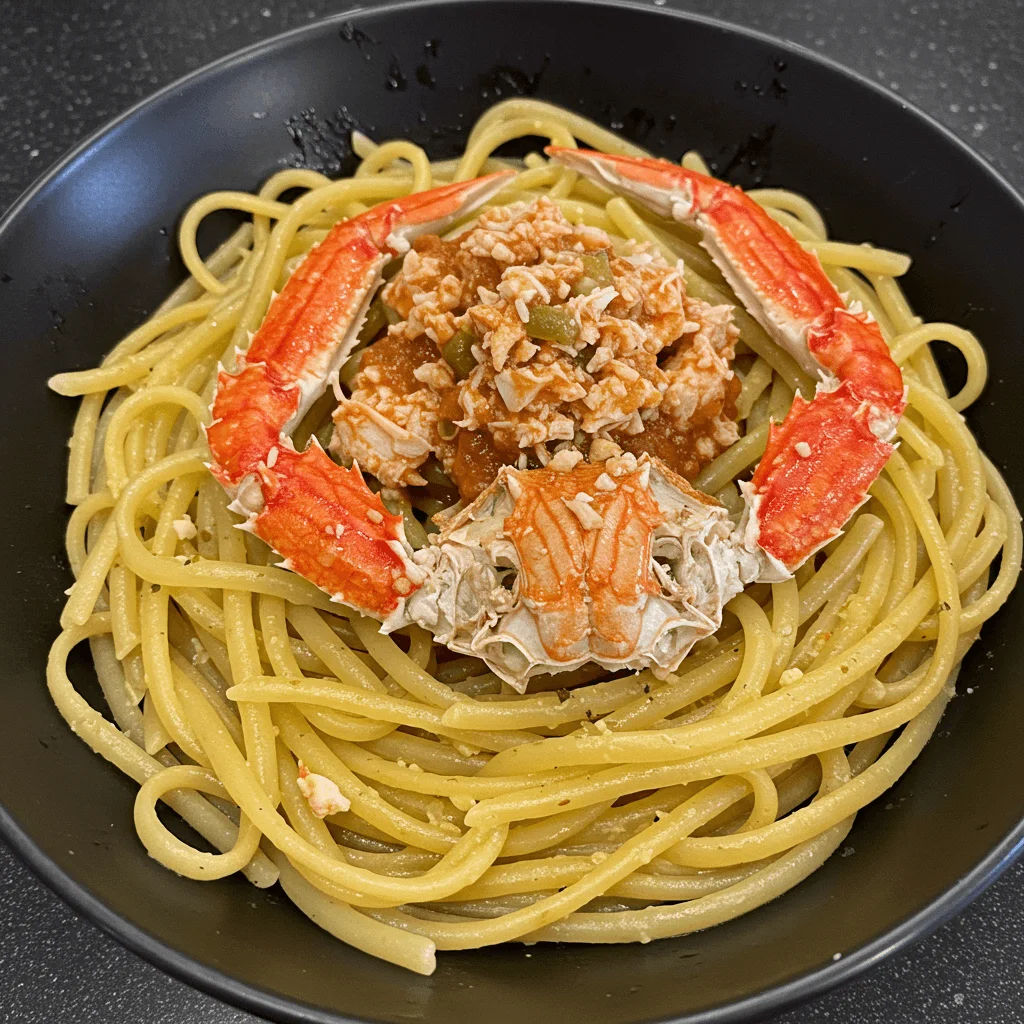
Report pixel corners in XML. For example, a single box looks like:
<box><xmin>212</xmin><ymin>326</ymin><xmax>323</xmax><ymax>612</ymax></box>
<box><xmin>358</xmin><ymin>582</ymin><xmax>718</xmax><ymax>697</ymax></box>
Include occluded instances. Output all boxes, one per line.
<box><xmin>296</xmin><ymin>764</ymin><xmax>351</xmax><ymax>819</ymax></box>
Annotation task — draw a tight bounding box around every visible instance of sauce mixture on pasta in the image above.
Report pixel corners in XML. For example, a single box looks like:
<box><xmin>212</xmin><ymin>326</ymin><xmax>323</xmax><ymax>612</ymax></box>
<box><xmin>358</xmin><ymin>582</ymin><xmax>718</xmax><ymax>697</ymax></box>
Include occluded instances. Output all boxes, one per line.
<box><xmin>47</xmin><ymin>99</ymin><xmax>1021</xmax><ymax>974</ymax></box>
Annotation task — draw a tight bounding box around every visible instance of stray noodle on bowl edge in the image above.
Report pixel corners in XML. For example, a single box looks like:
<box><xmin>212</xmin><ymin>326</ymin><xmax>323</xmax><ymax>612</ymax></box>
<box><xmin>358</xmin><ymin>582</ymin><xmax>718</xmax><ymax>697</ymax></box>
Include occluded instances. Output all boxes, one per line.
<box><xmin>46</xmin><ymin>99</ymin><xmax>1022</xmax><ymax>975</ymax></box>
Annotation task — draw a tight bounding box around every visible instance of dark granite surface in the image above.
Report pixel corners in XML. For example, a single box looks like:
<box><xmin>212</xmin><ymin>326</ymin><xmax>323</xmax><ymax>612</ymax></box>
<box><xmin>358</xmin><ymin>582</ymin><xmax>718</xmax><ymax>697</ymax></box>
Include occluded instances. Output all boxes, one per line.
<box><xmin>2</xmin><ymin>0</ymin><xmax>1024</xmax><ymax>1020</ymax></box>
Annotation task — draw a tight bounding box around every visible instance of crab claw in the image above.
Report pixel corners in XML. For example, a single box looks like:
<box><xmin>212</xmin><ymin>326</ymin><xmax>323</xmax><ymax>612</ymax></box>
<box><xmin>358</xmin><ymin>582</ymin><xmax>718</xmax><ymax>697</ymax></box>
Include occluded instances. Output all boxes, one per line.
<box><xmin>255</xmin><ymin>444</ymin><xmax>421</xmax><ymax>614</ymax></box>
<box><xmin>206</xmin><ymin>172</ymin><xmax>514</xmax><ymax>617</ymax></box>
<box><xmin>546</xmin><ymin>147</ymin><xmax>906</xmax><ymax>571</ymax></box>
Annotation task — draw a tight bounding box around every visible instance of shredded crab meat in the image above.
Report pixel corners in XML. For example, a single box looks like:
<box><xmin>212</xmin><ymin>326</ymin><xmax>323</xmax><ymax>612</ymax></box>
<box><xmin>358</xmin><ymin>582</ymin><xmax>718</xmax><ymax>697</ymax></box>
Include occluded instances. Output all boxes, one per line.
<box><xmin>296</xmin><ymin>762</ymin><xmax>351</xmax><ymax>818</ymax></box>
<box><xmin>331</xmin><ymin>196</ymin><xmax>741</xmax><ymax>499</ymax></box>
<box><xmin>331</xmin><ymin>333</ymin><xmax>448</xmax><ymax>487</ymax></box>
<box><xmin>383</xmin><ymin>236</ymin><xmax>501</xmax><ymax>347</ymax></box>
<box><xmin>171</xmin><ymin>514</ymin><xmax>197</xmax><ymax>541</ymax></box>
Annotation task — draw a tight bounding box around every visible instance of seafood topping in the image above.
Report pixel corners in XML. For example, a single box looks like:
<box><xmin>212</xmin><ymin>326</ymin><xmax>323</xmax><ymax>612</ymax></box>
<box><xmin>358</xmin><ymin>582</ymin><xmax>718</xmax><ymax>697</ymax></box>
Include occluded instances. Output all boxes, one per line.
<box><xmin>548</xmin><ymin>148</ymin><xmax>907</xmax><ymax>571</ymax></box>
<box><xmin>206</xmin><ymin>156</ymin><xmax>905</xmax><ymax>688</ymax></box>
<box><xmin>331</xmin><ymin>197</ymin><xmax>741</xmax><ymax>500</ymax></box>
<box><xmin>206</xmin><ymin>173</ymin><xmax>516</xmax><ymax>617</ymax></box>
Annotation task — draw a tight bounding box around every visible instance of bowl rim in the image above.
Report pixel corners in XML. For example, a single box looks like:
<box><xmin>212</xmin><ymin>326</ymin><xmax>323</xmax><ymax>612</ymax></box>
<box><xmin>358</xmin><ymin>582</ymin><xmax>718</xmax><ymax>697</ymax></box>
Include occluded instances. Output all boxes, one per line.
<box><xmin>3</xmin><ymin>1</ymin><xmax>1024</xmax><ymax>1021</ymax></box>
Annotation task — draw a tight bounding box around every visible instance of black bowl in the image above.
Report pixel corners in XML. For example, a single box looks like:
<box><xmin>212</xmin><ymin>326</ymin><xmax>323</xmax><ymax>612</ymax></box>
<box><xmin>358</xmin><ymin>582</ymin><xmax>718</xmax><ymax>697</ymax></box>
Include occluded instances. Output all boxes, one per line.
<box><xmin>1</xmin><ymin>2</ymin><xmax>1022</xmax><ymax>1021</ymax></box>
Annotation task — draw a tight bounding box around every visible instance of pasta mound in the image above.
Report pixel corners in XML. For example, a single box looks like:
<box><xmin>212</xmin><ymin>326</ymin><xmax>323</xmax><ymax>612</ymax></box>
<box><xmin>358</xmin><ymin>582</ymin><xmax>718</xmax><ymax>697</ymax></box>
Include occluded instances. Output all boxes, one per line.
<box><xmin>45</xmin><ymin>98</ymin><xmax>1021</xmax><ymax>978</ymax></box>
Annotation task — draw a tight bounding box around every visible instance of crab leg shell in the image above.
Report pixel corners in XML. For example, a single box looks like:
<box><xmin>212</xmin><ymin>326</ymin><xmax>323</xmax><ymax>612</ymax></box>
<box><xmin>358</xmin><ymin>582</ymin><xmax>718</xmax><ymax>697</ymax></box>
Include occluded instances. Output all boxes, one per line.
<box><xmin>207</xmin><ymin>223</ymin><xmax>386</xmax><ymax>491</ymax></box>
<box><xmin>546</xmin><ymin>147</ymin><xmax>906</xmax><ymax>570</ymax></box>
<box><xmin>207</xmin><ymin>172</ymin><xmax>514</xmax><ymax>618</ymax></box>
<box><xmin>206</xmin><ymin>363</ymin><xmax>299</xmax><ymax>489</ymax></box>
<box><xmin>252</xmin><ymin>445</ymin><xmax>418</xmax><ymax>614</ymax></box>
<box><xmin>744</xmin><ymin>387</ymin><xmax>894</xmax><ymax>568</ymax></box>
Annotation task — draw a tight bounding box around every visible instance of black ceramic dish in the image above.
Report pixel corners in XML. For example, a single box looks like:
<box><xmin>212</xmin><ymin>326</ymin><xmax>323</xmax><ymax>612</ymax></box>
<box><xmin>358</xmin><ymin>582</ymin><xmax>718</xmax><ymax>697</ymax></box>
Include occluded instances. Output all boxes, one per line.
<box><xmin>1</xmin><ymin>2</ymin><xmax>1022</xmax><ymax>1021</ymax></box>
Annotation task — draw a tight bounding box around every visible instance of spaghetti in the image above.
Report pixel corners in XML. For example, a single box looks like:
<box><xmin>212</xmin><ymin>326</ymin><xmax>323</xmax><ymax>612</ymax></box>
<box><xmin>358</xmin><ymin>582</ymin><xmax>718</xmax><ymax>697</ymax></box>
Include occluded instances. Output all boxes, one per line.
<box><xmin>47</xmin><ymin>99</ymin><xmax>1021</xmax><ymax>974</ymax></box>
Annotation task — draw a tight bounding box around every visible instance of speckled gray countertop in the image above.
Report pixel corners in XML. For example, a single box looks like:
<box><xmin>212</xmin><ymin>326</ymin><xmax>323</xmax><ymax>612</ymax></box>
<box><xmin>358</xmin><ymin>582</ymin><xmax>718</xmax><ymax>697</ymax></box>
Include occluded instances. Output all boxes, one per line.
<box><xmin>2</xmin><ymin>0</ymin><xmax>1024</xmax><ymax>1021</ymax></box>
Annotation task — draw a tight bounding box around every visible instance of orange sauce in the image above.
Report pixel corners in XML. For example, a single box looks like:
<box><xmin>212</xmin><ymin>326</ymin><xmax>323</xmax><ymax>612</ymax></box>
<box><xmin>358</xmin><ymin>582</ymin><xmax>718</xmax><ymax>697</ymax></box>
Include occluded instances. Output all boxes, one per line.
<box><xmin>446</xmin><ymin>430</ymin><xmax>512</xmax><ymax>502</ymax></box>
<box><xmin>613</xmin><ymin>374</ymin><xmax>741</xmax><ymax>480</ymax></box>
<box><xmin>357</xmin><ymin>331</ymin><xmax>437</xmax><ymax>391</ymax></box>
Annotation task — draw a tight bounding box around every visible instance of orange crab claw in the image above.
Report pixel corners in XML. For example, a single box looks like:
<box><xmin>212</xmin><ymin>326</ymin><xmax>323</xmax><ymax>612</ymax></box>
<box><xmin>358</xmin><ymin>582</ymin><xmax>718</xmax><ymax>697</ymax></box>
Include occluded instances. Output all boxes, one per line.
<box><xmin>207</xmin><ymin>172</ymin><xmax>513</xmax><ymax>617</ymax></box>
<box><xmin>546</xmin><ymin>147</ymin><xmax>906</xmax><ymax>571</ymax></box>
<box><xmin>254</xmin><ymin>445</ymin><xmax>415</xmax><ymax>615</ymax></box>
<box><xmin>747</xmin><ymin>388</ymin><xmax>894</xmax><ymax>567</ymax></box>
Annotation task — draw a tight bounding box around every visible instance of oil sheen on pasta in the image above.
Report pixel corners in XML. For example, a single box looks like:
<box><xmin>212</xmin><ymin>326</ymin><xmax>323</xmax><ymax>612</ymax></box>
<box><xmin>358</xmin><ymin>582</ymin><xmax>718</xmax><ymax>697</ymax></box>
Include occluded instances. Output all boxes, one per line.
<box><xmin>47</xmin><ymin>99</ymin><xmax>1022</xmax><ymax>975</ymax></box>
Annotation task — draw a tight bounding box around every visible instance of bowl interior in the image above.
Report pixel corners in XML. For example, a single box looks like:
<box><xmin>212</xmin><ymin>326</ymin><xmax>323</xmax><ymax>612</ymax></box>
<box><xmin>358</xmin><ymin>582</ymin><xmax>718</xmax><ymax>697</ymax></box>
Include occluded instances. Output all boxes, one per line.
<box><xmin>1</xmin><ymin>3</ymin><xmax>1022</xmax><ymax>1022</ymax></box>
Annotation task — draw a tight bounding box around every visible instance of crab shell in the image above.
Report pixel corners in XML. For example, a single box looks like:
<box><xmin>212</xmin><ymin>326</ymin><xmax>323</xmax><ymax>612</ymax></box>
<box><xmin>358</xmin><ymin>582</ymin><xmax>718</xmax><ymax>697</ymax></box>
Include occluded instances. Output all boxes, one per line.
<box><xmin>384</xmin><ymin>454</ymin><xmax>785</xmax><ymax>691</ymax></box>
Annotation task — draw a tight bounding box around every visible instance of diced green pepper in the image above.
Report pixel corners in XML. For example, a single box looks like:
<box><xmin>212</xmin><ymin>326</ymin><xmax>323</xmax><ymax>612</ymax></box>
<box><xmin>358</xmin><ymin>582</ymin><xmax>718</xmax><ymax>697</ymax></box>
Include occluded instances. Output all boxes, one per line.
<box><xmin>412</xmin><ymin>495</ymin><xmax>450</xmax><ymax>518</ymax></box>
<box><xmin>526</xmin><ymin>305</ymin><xmax>580</xmax><ymax>346</ymax></box>
<box><xmin>402</xmin><ymin>513</ymin><xmax>428</xmax><ymax>550</ymax></box>
<box><xmin>383</xmin><ymin>301</ymin><xmax>404</xmax><ymax>325</ymax></box>
<box><xmin>314</xmin><ymin>421</ymin><xmax>335</xmax><ymax>450</ymax></box>
<box><xmin>339</xmin><ymin>349</ymin><xmax>365</xmax><ymax>389</ymax></box>
<box><xmin>357</xmin><ymin>298</ymin><xmax>388</xmax><ymax>343</ymax></box>
<box><xmin>582</xmin><ymin>251</ymin><xmax>614</xmax><ymax>286</ymax></box>
<box><xmin>421</xmin><ymin>459</ymin><xmax>457</xmax><ymax>493</ymax></box>
<box><xmin>571</xmin><ymin>251</ymin><xmax>614</xmax><ymax>296</ymax></box>
<box><xmin>442</xmin><ymin>328</ymin><xmax>479</xmax><ymax>380</ymax></box>
<box><xmin>437</xmin><ymin>419</ymin><xmax>458</xmax><ymax>441</ymax></box>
